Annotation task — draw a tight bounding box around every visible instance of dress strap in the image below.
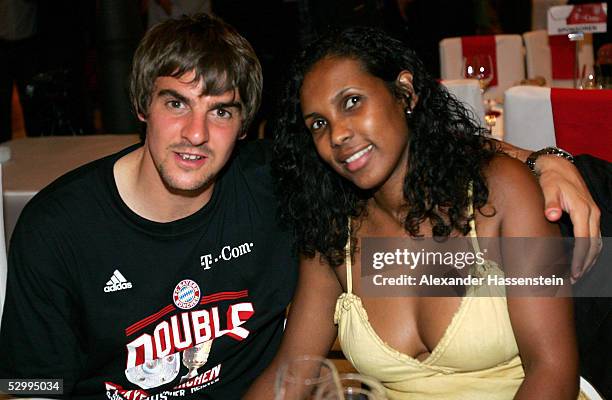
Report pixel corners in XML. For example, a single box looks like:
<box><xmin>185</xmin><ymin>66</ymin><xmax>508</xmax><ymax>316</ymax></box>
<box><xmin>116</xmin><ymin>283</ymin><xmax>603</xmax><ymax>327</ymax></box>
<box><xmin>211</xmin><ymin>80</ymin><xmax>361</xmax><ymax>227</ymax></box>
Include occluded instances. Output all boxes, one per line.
<box><xmin>345</xmin><ymin>218</ymin><xmax>353</xmax><ymax>294</ymax></box>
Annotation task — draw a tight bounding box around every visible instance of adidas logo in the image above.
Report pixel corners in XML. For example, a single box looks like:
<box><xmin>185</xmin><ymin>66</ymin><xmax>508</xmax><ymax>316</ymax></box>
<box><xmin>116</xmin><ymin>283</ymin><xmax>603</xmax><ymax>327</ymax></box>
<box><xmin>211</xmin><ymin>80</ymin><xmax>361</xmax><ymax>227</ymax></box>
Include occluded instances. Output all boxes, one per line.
<box><xmin>104</xmin><ymin>269</ymin><xmax>133</xmax><ymax>293</ymax></box>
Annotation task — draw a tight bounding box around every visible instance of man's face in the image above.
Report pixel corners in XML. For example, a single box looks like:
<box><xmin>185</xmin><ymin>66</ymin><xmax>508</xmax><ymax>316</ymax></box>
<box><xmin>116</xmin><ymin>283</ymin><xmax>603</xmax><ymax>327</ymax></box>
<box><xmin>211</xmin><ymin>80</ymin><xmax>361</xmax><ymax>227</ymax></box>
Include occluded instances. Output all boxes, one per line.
<box><xmin>141</xmin><ymin>71</ymin><xmax>244</xmax><ymax>193</ymax></box>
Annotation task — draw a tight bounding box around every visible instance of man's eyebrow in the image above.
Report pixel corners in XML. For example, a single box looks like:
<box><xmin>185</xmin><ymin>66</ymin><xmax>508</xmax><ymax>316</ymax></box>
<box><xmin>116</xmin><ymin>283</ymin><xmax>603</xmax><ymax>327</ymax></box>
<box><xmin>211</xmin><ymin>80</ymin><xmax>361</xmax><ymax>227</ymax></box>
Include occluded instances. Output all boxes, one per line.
<box><xmin>212</xmin><ymin>101</ymin><xmax>242</xmax><ymax>110</ymax></box>
<box><xmin>157</xmin><ymin>89</ymin><xmax>191</xmax><ymax>106</ymax></box>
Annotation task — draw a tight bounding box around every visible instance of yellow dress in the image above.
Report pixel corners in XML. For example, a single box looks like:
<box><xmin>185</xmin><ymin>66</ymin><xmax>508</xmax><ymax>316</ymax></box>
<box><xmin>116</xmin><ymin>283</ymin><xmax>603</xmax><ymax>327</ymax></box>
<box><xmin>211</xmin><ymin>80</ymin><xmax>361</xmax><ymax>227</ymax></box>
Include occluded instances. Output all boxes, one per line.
<box><xmin>334</xmin><ymin>217</ymin><xmax>587</xmax><ymax>400</ymax></box>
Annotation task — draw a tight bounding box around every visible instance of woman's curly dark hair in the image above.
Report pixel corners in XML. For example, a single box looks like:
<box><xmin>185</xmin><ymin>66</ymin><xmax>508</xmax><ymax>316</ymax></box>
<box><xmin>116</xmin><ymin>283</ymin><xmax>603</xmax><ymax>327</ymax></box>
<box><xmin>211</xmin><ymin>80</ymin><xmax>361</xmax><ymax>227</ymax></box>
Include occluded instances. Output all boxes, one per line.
<box><xmin>271</xmin><ymin>27</ymin><xmax>497</xmax><ymax>267</ymax></box>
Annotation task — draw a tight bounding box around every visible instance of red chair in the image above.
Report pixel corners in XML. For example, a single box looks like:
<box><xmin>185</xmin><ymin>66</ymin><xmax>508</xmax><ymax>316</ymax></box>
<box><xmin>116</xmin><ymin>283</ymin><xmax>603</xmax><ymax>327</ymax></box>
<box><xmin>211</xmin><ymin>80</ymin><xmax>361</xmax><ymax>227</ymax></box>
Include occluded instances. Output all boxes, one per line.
<box><xmin>439</xmin><ymin>35</ymin><xmax>525</xmax><ymax>101</ymax></box>
<box><xmin>504</xmin><ymin>86</ymin><xmax>612</xmax><ymax>162</ymax></box>
<box><xmin>523</xmin><ymin>30</ymin><xmax>595</xmax><ymax>88</ymax></box>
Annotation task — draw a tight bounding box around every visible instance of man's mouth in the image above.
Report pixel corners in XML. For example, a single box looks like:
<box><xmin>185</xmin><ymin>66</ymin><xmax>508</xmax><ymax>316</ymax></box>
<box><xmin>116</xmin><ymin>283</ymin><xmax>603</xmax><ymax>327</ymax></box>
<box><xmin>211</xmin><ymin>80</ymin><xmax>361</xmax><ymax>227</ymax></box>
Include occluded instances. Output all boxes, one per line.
<box><xmin>178</xmin><ymin>152</ymin><xmax>204</xmax><ymax>161</ymax></box>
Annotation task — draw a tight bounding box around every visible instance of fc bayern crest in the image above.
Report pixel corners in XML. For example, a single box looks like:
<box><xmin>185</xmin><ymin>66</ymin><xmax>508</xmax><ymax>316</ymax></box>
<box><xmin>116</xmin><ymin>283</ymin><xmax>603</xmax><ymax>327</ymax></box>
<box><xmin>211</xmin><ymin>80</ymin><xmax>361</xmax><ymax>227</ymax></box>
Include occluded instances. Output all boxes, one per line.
<box><xmin>173</xmin><ymin>279</ymin><xmax>201</xmax><ymax>310</ymax></box>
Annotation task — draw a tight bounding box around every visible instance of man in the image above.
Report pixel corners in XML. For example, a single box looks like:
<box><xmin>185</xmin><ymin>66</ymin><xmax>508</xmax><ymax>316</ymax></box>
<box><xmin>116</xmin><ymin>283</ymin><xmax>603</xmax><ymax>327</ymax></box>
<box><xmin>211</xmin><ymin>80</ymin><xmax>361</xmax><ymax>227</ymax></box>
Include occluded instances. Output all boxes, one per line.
<box><xmin>0</xmin><ymin>14</ymin><xmax>297</xmax><ymax>399</ymax></box>
<box><xmin>0</xmin><ymin>12</ymin><xmax>601</xmax><ymax>400</ymax></box>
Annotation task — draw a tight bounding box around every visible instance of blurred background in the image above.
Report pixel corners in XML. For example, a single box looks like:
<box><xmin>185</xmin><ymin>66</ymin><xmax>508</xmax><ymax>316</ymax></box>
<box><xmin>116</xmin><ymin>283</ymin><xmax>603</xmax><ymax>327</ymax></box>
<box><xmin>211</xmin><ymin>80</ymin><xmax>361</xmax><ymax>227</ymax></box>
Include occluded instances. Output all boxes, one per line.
<box><xmin>2</xmin><ymin>0</ymin><xmax>610</xmax><ymax>141</ymax></box>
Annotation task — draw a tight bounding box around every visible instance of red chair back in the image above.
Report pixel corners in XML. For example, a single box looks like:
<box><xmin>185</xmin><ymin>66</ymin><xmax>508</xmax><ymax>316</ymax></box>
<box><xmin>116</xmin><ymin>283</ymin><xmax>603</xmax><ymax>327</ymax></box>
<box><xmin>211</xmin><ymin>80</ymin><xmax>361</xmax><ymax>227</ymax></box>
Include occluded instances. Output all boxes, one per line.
<box><xmin>461</xmin><ymin>36</ymin><xmax>499</xmax><ymax>87</ymax></box>
<box><xmin>549</xmin><ymin>35</ymin><xmax>576</xmax><ymax>80</ymax></box>
<box><xmin>551</xmin><ymin>88</ymin><xmax>612</xmax><ymax>162</ymax></box>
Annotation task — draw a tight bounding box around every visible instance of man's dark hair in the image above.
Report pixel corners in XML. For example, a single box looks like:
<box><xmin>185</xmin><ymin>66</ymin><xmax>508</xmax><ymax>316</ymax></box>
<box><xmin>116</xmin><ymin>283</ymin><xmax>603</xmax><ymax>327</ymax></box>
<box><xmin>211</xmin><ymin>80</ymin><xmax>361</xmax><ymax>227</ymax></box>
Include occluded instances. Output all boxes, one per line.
<box><xmin>129</xmin><ymin>13</ymin><xmax>263</xmax><ymax>133</ymax></box>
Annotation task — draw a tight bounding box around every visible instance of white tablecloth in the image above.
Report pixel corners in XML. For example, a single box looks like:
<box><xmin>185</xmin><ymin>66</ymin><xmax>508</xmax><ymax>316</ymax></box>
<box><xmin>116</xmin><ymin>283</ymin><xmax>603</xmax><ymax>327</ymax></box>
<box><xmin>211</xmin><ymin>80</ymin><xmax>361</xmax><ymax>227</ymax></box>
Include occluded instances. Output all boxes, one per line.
<box><xmin>2</xmin><ymin>135</ymin><xmax>140</xmax><ymax>244</ymax></box>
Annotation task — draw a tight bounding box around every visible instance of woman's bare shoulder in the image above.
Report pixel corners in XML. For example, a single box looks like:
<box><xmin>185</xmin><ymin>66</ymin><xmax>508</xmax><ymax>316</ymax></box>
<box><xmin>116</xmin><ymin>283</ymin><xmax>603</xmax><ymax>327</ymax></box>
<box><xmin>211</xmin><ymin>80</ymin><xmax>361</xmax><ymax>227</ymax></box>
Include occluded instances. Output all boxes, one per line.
<box><xmin>483</xmin><ymin>153</ymin><xmax>559</xmax><ymax>237</ymax></box>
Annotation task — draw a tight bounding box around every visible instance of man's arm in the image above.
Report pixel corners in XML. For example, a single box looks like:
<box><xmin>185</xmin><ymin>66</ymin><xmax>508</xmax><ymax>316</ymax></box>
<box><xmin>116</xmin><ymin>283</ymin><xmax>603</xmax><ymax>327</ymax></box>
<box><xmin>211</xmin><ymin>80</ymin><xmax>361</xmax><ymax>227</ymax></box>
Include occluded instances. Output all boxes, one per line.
<box><xmin>0</xmin><ymin>223</ymin><xmax>83</xmax><ymax>396</ymax></box>
<box><xmin>244</xmin><ymin>254</ymin><xmax>342</xmax><ymax>399</ymax></box>
<box><xmin>495</xmin><ymin>140</ymin><xmax>601</xmax><ymax>279</ymax></box>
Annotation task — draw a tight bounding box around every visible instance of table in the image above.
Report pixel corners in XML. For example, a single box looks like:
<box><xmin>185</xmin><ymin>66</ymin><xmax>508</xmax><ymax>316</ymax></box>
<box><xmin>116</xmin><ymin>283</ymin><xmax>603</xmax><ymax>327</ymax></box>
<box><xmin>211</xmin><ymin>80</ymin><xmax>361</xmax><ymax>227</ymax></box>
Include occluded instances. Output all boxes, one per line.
<box><xmin>441</xmin><ymin>79</ymin><xmax>505</xmax><ymax>140</ymax></box>
<box><xmin>2</xmin><ymin>135</ymin><xmax>140</xmax><ymax>245</ymax></box>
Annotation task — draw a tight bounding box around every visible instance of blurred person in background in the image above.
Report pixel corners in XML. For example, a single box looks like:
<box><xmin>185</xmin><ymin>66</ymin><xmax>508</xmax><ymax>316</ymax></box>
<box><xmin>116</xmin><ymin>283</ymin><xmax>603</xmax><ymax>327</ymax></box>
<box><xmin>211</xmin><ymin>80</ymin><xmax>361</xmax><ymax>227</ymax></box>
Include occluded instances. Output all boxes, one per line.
<box><xmin>147</xmin><ymin>0</ymin><xmax>211</xmax><ymax>28</ymax></box>
<box><xmin>97</xmin><ymin>0</ymin><xmax>144</xmax><ymax>134</ymax></box>
<box><xmin>0</xmin><ymin>0</ymin><xmax>40</xmax><ymax>141</ymax></box>
<box><xmin>213</xmin><ymin>0</ymin><xmax>301</xmax><ymax>138</ymax></box>
<box><xmin>28</xmin><ymin>0</ymin><xmax>96</xmax><ymax>136</ymax></box>
<box><xmin>387</xmin><ymin>0</ymin><xmax>532</xmax><ymax>76</ymax></box>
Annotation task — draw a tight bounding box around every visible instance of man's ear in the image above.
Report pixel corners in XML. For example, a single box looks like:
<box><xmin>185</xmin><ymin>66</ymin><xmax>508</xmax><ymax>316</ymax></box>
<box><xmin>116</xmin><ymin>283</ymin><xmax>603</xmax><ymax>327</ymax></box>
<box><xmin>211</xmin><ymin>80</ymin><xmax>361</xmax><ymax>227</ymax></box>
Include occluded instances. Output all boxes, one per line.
<box><xmin>396</xmin><ymin>70</ymin><xmax>419</xmax><ymax>110</ymax></box>
<box><xmin>238</xmin><ymin>125</ymin><xmax>248</xmax><ymax>140</ymax></box>
<box><xmin>137</xmin><ymin>112</ymin><xmax>147</xmax><ymax>123</ymax></box>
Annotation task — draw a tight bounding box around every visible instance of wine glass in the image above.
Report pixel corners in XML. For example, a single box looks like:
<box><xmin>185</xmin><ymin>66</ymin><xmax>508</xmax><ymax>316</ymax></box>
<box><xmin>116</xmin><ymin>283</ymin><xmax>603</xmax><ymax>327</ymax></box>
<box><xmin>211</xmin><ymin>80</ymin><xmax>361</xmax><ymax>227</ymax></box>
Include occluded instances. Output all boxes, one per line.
<box><xmin>319</xmin><ymin>387</ymin><xmax>378</xmax><ymax>400</ymax></box>
<box><xmin>579</xmin><ymin>72</ymin><xmax>604</xmax><ymax>90</ymax></box>
<box><xmin>463</xmin><ymin>54</ymin><xmax>494</xmax><ymax>93</ymax></box>
<box><xmin>275</xmin><ymin>355</ymin><xmax>340</xmax><ymax>400</ymax></box>
<box><xmin>484</xmin><ymin>108</ymin><xmax>502</xmax><ymax>137</ymax></box>
<box><xmin>315</xmin><ymin>373</ymin><xmax>387</xmax><ymax>400</ymax></box>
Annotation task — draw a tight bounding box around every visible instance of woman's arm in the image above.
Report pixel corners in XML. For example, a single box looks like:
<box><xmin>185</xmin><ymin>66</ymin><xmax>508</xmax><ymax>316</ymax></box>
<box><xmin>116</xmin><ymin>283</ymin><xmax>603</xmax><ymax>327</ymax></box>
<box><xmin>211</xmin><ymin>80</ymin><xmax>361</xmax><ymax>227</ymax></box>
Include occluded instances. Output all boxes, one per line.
<box><xmin>244</xmin><ymin>254</ymin><xmax>343</xmax><ymax>399</ymax></box>
<box><xmin>495</xmin><ymin>140</ymin><xmax>601</xmax><ymax>279</ymax></box>
<box><xmin>487</xmin><ymin>155</ymin><xmax>579</xmax><ymax>400</ymax></box>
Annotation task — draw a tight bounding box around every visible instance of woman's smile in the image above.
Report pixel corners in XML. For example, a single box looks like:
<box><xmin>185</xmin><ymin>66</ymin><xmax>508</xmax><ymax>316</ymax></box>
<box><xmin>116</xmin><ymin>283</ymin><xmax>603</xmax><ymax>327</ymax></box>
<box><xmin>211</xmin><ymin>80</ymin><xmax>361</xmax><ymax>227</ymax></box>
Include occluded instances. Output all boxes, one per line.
<box><xmin>342</xmin><ymin>144</ymin><xmax>374</xmax><ymax>172</ymax></box>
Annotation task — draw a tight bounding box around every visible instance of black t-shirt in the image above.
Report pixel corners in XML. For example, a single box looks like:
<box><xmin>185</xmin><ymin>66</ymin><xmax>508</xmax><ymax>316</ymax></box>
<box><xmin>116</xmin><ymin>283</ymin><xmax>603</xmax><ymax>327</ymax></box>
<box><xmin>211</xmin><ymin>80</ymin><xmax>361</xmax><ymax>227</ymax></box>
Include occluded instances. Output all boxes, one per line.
<box><xmin>0</xmin><ymin>140</ymin><xmax>298</xmax><ymax>399</ymax></box>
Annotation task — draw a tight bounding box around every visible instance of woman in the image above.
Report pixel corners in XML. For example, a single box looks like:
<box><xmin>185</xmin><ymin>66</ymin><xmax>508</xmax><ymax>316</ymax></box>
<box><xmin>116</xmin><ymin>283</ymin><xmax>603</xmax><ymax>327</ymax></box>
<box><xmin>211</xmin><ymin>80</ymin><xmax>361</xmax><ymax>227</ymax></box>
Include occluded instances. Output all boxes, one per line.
<box><xmin>250</xmin><ymin>27</ymin><xmax>585</xmax><ymax>399</ymax></box>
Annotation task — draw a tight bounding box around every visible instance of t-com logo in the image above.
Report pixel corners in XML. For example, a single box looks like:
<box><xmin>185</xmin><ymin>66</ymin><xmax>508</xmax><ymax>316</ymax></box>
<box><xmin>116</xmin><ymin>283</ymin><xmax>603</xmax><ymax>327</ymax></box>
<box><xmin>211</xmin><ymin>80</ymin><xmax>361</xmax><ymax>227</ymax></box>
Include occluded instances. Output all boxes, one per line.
<box><xmin>200</xmin><ymin>242</ymin><xmax>254</xmax><ymax>270</ymax></box>
<box><xmin>173</xmin><ymin>279</ymin><xmax>201</xmax><ymax>310</ymax></box>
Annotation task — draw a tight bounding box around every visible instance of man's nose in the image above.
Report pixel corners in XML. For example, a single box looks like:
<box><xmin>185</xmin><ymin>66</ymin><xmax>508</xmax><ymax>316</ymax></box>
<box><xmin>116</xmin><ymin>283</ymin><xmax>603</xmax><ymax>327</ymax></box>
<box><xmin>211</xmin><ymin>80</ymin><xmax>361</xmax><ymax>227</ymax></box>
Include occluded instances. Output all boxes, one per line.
<box><xmin>182</xmin><ymin>114</ymin><xmax>209</xmax><ymax>146</ymax></box>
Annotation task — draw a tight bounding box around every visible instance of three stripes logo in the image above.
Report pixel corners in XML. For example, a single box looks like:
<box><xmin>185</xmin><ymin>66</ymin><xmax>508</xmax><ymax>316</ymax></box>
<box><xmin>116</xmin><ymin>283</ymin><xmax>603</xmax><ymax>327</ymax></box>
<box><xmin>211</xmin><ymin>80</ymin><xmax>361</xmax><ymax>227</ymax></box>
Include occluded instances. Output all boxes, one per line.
<box><xmin>104</xmin><ymin>269</ymin><xmax>133</xmax><ymax>293</ymax></box>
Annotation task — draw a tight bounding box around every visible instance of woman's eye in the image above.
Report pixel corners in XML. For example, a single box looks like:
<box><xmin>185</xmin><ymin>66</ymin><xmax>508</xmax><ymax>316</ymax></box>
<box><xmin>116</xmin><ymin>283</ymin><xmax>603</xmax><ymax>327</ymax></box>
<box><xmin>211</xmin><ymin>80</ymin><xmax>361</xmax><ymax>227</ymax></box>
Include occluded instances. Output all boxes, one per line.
<box><xmin>311</xmin><ymin>119</ymin><xmax>327</xmax><ymax>131</ymax></box>
<box><xmin>344</xmin><ymin>96</ymin><xmax>360</xmax><ymax>110</ymax></box>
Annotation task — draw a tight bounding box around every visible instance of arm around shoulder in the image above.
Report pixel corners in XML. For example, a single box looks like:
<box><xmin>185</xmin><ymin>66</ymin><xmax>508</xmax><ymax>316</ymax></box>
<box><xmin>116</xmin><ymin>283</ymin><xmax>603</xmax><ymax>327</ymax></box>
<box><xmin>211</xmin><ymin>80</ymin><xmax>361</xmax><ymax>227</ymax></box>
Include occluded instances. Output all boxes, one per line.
<box><xmin>495</xmin><ymin>141</ymin><xmax>601</xmax><ymax>276</ymax></box>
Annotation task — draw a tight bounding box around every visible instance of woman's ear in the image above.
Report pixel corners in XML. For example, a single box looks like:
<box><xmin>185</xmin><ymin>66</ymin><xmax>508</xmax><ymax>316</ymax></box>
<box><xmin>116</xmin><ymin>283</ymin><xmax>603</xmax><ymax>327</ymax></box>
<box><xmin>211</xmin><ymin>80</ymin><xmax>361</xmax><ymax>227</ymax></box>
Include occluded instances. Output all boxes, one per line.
<box><xmin>396</xmin><ymin>70</ymin><xmax>419</xmax><ymax>110</ymax></box>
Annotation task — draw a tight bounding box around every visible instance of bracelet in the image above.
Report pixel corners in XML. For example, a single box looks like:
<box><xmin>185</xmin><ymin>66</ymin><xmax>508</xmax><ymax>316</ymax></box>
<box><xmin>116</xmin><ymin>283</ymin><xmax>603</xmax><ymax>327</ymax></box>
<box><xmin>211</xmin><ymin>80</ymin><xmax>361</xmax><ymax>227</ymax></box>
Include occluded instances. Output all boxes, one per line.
<box><xmin>525</xmin><ymin>147</ymin><xmax>575</xmax><ymax>175</ymax></box>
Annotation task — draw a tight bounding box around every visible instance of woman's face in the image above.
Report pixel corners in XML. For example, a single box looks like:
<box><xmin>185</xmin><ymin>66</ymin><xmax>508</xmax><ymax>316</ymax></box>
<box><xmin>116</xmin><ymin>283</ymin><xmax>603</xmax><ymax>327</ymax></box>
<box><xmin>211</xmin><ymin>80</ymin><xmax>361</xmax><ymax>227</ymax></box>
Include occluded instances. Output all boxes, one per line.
<box><xmin>300</xmin><ymin>57</ymin><xmax>412</xmax><ymax>191</ymax></box>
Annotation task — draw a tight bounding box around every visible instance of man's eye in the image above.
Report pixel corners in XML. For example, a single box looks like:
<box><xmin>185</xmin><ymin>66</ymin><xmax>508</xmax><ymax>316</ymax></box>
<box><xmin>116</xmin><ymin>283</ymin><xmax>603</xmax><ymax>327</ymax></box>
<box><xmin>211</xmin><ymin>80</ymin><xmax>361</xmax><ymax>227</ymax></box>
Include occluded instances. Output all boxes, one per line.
<box><xmin>344</xmin><ymin>96</ymin><xmax>360</xmax><ymax>110</ymax></box>
<box><xmin>167</xmin><ymin>100</ymin><xmax>184</xmax><ymax>109</ymax></box>
<box><xmin>216</xmin><ymin>109</ymin><xmax>232</xmax><ymax>118</ymax></box>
